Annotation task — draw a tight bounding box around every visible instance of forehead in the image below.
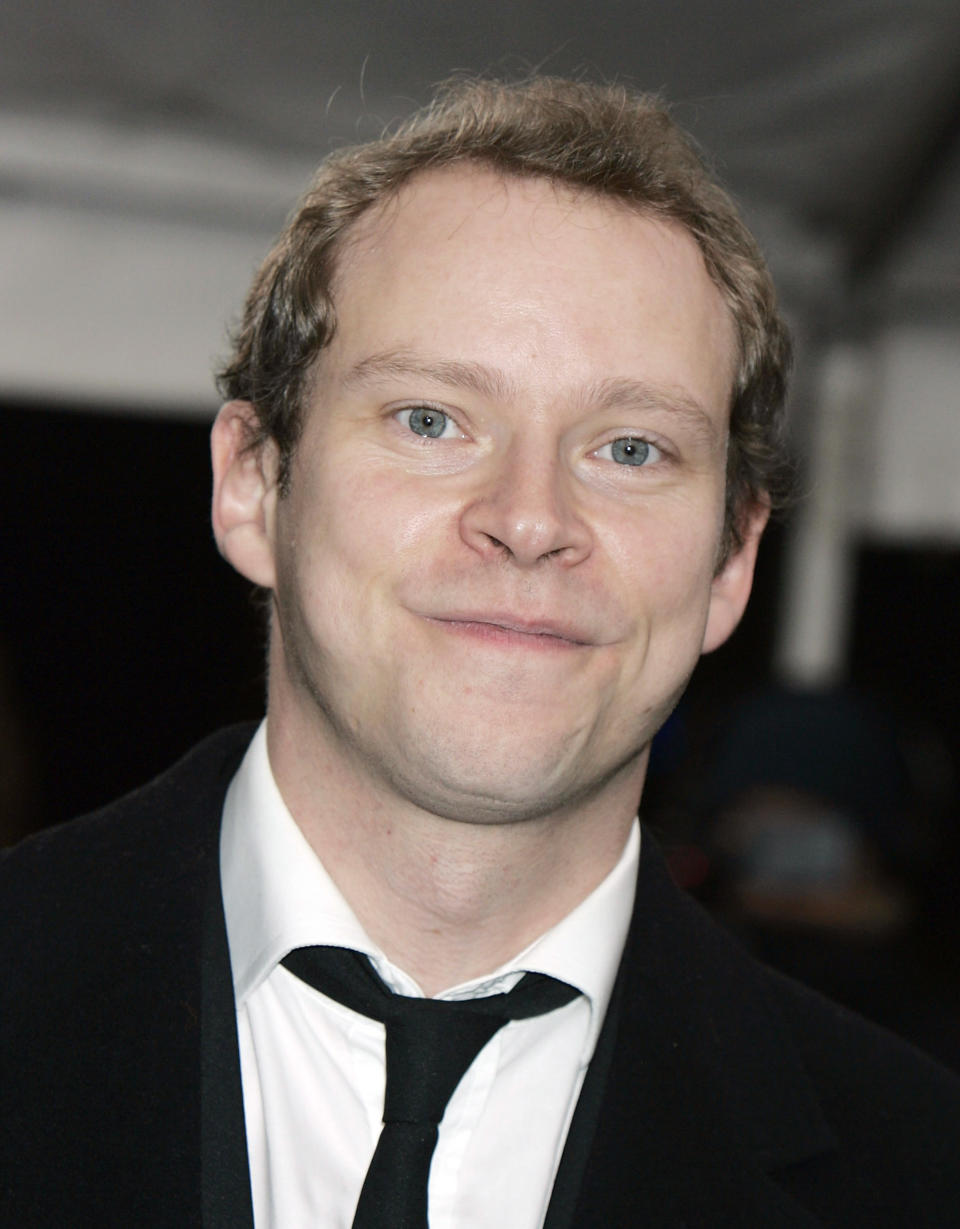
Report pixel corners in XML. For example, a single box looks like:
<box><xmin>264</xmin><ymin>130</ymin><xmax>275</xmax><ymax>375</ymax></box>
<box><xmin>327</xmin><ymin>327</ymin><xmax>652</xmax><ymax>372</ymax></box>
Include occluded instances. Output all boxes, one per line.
<box><xmin>323</xmin><ymin>166</ymin><xmax>737</xmax><ymax>415</ymax></box>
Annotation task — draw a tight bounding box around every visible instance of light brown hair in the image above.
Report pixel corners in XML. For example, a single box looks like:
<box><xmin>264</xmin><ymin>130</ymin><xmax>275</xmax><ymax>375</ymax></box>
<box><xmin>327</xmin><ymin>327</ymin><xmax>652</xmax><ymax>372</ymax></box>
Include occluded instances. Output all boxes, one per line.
<box><xmin>218</xmin><ymin>75</ymin><xmax>792</xmax><ymax>559</ymax></box>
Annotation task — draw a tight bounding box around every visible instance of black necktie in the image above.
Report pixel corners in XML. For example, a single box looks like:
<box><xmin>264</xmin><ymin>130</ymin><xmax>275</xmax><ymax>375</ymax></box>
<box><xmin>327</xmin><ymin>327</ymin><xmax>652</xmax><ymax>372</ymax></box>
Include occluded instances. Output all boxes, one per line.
<box><xmin>282</xmin><ymin>946</ymin><xmax>579</xmax><ymax>1229</ymax></box>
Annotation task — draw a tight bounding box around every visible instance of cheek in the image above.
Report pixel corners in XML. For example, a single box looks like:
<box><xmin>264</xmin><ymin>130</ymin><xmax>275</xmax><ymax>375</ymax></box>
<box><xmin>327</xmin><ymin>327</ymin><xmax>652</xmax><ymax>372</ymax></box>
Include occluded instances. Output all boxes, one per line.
<box><xmin>337</xmin><ymin>461</ymin><xmax>453</xmax><ymax>546</ymax></box>
<box><xmin>278</xmin><ymin>466</ymin><xmax>443</xmax><ymax>630</ymax></box>
<box><xmin>603</xmin><ymin>502</ymin><xmax>721</xmax><ymax>631</ymax></box>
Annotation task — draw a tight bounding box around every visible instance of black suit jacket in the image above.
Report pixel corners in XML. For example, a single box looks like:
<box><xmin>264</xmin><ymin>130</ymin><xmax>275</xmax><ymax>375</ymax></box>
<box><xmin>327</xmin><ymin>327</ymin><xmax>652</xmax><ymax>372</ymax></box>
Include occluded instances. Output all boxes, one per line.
<box><xmin>3</xmin><ymin>725</ymin><xmax>959</xmax><ymax>1227</ymax></box>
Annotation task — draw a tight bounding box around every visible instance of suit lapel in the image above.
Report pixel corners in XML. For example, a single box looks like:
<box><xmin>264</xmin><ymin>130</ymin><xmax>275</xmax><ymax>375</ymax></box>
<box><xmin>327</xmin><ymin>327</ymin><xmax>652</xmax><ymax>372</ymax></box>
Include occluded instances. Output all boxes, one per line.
<box><xmin>88</xmin><ymin>725</ymin><xmax>255</xmax><ymax>1227</ymax></box>
<box><xmin>138</xmin><ymin>726</ymin><xmax>255</xmax><ymax>1227</ymax></box>
<box><xmin>96</xmin><ymin>724</ymin><xmax>255</xmax><ymax>1227</ymax></box>
<box><xmin>547</xmin><ymin>833</ymin><xmax>837</xmax><ymax>1228</ymax></box>
<box><xmin>201</xmin><ymin>842</ymin><xmax>255</xmax><ymax>1229</ymax></box>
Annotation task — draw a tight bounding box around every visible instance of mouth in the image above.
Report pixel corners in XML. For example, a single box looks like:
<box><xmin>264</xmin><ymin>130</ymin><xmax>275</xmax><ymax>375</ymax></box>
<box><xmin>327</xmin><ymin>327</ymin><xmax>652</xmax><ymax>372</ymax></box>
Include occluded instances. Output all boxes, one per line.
<box><xmin>424</xmin><ymin>612</ymin><xmax>593</xmax><ymax>649</ymax></box>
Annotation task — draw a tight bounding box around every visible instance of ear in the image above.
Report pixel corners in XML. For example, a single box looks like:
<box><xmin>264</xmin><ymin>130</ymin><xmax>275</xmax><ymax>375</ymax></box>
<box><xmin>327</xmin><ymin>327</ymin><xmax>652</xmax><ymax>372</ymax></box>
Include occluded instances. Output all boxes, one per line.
<box><xmin>701</xmin><ymin>501</ymin><xmax>769</xmax><ymax>655</ymax></box>
<box><xmin>211</xmin><ymin>400</ymin><xmax>279</xmax><ymax>589</ymax></box>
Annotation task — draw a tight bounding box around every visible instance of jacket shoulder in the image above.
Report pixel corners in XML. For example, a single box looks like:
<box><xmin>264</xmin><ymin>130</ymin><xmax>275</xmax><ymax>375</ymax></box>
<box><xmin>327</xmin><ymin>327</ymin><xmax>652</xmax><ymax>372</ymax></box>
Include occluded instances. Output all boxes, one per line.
<box><xmin>619</xmin><ymin>838</ymin><xmax>960</xmax><ymax>1225</ymax></box>
<box><xmin>0</xmin><ymin>721</ymin><xmax>256</xmax><ymax>1023</ymax></box>
<box><xmin>1</xmin><ymin>723</ymin><xmax>256</xmax><ymax>900</ymax></box>
<box><xmin>740</xmin><ymin>951</ymin><xmax>960</xmax><ymax>1225</ymax></box>
<box><xmin>763</xmin><ymin>962</ymin><xmax>960</xmax><ymax>1150</ymax></box>
<box><xmin>0</xmin><ymin>723</ymin><xmax>256</xmax><ymax>1224</ymax></box>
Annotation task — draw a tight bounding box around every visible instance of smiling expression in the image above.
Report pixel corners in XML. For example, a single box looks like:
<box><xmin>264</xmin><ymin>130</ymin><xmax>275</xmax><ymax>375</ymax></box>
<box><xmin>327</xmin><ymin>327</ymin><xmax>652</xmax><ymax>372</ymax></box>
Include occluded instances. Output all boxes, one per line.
<box><xmin>255</xmin><ymin>166</ymin><xmax>763</xmax><ymax>825</ymax></box>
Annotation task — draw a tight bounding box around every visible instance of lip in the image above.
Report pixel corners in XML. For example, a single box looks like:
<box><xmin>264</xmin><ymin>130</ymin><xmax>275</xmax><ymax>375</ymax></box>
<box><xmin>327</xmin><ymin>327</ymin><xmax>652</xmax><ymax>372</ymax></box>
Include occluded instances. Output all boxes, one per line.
<box><xmin>423</xmin><ymin>610</ymin><xmax>594</xmax><ymax>648</ymax></box>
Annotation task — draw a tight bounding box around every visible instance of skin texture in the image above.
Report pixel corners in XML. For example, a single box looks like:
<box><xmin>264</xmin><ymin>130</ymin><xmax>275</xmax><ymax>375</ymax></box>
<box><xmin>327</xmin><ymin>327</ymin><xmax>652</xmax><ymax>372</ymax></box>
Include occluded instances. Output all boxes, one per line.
<box><xmin>212</xmin><ymin>167</ymin><xmax>766</xmax><ymax>991</ymax></box>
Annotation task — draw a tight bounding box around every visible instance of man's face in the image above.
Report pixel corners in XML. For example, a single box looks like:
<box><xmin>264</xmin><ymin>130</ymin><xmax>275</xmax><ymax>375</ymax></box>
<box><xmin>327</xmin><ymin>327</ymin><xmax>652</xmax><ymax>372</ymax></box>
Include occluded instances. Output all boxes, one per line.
<box><xmin>259</xmin><ymin>167</ymin><xmax>761</xmax><ymax>825</ymax></box>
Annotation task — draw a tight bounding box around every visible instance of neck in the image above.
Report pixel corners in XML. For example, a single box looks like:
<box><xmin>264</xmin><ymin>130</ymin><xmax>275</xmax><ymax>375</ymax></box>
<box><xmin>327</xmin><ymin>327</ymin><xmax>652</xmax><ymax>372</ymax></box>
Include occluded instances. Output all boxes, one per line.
<box><xmin>266</xmin><ymin>707</ymin><xmax>643</xmax><ymax>997</ymax></box>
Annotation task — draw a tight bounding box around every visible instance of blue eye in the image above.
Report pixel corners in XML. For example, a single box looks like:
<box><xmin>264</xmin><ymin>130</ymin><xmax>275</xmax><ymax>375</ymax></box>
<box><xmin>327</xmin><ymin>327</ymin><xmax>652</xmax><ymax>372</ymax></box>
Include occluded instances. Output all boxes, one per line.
<box><xmin>403</xmin><ymin>406</ymin><xmax>450</xmax><ymax>438</ymax></box>
<box><xmin>599</xmin><ymin>437</ymin><xmax>659</xmax><ymax>466</ymax></box>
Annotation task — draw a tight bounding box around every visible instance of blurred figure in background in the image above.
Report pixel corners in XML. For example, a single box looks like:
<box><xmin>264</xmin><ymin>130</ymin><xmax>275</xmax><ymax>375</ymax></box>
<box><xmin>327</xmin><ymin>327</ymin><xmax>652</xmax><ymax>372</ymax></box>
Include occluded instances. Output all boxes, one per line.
<box><xmin>703</xmin><ymin>686</ymin><xmax>960</xmax><ymax>1070</ymax></box>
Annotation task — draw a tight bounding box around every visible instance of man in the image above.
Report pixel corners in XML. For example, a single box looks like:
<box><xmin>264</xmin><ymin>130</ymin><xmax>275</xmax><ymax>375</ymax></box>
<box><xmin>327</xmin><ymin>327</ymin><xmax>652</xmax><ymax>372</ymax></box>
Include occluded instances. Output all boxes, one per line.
<box><xmin>2</xmin><ymin>77</ymin><xmax>958</xmax><ymax>1227</ymax></box>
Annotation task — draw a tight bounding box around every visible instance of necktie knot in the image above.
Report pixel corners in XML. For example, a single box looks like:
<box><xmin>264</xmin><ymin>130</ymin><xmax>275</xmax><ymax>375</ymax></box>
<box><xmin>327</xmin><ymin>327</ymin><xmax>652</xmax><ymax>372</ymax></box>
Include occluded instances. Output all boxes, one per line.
<box><xmin>383</xmin><ymin>1010</ymin><xmax>503</xmax><ymax>1124</ymax></box>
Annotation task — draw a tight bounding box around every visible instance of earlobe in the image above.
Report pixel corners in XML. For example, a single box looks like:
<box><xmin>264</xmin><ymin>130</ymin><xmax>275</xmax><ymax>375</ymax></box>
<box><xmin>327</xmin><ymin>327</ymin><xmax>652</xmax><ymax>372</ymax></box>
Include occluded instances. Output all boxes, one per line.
<box><xmin>701</xmin><ymin>502</ymin><xmax>769</xmax><ymax>655</ymax></box>
<box><xmin>210</xmin><ymin>400</ymin><xmax>279</xmax><ymax>590</ymax></box>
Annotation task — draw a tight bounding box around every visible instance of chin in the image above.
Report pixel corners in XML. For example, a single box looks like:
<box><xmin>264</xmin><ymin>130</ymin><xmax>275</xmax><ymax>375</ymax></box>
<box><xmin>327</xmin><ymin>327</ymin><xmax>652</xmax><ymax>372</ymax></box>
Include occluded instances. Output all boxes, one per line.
<box><xmin>393</xmin><ymin>776</ymin><xmax>577</xmax><ymax>827</ymax></box>
<box><xmin>379</xmin><ymin>731</ymin><xmax>641</xmax><ymax>827</ymax></box>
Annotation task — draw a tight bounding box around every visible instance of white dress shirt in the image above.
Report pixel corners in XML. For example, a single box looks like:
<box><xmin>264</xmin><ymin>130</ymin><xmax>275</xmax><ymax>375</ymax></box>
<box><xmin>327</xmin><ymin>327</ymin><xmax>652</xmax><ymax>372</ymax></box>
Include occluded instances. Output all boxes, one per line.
<box><xmin>220</xmin><ymin>722</ymin><xmax>638</xmax><ymax>1229</ymax></box>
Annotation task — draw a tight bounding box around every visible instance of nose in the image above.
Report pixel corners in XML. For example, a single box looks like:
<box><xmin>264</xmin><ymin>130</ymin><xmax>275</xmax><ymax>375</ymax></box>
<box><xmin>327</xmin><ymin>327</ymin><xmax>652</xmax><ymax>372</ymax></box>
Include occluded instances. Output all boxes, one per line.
<box><xmin>459</xmin><ymin>442</ymin><xmax>593</xmax><ymax>567</ymax></box>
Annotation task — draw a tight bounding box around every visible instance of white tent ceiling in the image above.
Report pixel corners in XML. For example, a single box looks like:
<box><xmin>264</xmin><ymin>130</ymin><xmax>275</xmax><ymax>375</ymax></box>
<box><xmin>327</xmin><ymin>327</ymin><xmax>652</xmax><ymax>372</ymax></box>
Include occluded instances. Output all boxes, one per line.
<box><xmin>2</xmin><ymin>0</ymin><xmax>958</xmax><ymax>400</ymax></box>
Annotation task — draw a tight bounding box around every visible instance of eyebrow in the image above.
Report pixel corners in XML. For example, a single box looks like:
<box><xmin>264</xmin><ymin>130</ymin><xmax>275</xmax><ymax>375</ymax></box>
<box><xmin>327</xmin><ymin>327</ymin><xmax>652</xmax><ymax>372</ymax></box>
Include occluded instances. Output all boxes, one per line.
<box><xmin>579</xmin><ymin>377</ymin><xmax>721</xmax><ymax>444</ymax></box>
<box><xmin>341</xmin><ymin>347</ymin><xmax>721</xmax><ymax>444</ymax></box>
<box><xmin>341</xmin><ymin>349</ymin><xmax>512</xmax><ymax>402</ymax></box>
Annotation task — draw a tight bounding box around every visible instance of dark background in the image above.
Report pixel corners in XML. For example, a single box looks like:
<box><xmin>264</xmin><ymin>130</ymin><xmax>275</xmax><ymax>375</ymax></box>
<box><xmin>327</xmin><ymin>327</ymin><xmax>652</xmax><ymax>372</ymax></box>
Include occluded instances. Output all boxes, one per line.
<box><xmin>2</xmin><ymin>403</ymin><xmax>264</xmax><ymax>840</ymax></box>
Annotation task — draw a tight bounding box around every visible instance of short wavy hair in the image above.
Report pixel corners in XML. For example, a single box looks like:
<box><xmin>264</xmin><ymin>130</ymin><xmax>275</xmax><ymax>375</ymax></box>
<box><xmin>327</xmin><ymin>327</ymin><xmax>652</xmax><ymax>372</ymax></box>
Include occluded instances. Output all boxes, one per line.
<box><xmin>218</xmin><ymin>75</ymin><xmax>792</xmax><ymax>561</ymax></box>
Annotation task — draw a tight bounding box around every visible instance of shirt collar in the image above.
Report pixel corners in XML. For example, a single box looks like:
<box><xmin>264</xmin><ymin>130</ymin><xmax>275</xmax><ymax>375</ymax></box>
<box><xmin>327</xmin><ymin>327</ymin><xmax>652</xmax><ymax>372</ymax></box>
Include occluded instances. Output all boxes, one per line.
<box><xmin>221</xmin><ymin>720</ymin><xmax>639</xmax><ymax>1060</ymax></box>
